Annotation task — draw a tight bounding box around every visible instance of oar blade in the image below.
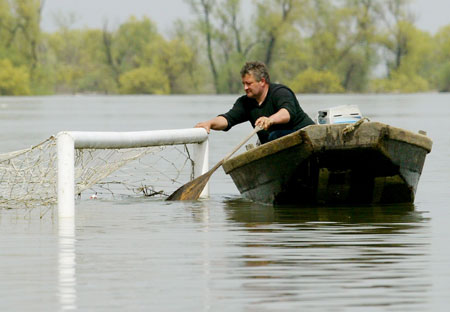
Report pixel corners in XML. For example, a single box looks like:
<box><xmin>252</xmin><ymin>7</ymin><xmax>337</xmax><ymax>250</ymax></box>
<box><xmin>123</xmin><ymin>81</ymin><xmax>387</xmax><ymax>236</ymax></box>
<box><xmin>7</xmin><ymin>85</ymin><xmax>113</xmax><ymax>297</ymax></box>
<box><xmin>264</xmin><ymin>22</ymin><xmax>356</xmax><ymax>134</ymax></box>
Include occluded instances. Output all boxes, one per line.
<box><xmin>166</xmin><ymin>126</ymin><xmax>261</xmax><ymax>201</ymax></box>
<box><xmin>166</xmin><ymin>171</ymin><xmax>212</xmax><ymax>201</ymax></box>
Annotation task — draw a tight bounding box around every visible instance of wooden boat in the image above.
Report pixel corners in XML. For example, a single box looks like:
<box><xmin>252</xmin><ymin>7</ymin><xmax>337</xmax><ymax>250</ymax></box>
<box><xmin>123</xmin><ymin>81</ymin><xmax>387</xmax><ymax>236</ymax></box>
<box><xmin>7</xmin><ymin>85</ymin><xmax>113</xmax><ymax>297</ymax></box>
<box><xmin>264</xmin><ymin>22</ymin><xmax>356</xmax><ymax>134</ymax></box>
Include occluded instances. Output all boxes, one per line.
<box><xmin>222</xmin><ymin>121</ymin><xmax>432</xmax><ymax>205</ymax></box>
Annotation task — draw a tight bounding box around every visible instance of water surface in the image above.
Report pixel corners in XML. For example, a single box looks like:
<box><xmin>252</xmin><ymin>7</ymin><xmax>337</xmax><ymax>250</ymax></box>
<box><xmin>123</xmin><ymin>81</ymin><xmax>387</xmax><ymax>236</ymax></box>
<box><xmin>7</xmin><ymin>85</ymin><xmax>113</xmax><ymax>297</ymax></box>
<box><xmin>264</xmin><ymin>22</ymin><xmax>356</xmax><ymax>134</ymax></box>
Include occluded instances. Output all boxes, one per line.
<box><xmin>0</xmin><ymin>94</ymin><xmax>449</xmax><ymax>311</ymax></box>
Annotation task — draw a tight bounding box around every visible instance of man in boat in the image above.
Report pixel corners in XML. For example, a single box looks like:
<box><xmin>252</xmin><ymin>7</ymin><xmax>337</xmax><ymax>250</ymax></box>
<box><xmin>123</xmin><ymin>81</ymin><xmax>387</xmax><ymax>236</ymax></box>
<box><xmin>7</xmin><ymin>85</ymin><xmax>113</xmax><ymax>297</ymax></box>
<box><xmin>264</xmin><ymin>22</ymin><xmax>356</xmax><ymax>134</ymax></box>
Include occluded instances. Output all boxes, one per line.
<box><xmin>195</xmin><ymin>61</ymin><xmax>315</xmax><ymax>144</ymax></box>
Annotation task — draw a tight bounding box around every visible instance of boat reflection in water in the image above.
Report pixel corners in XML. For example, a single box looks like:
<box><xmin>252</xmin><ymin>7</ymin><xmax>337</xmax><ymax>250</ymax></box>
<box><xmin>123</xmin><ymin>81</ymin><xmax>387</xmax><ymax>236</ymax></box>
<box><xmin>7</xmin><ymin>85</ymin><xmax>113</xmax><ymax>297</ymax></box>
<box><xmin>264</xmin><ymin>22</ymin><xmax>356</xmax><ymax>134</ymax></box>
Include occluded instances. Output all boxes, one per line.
<box><xmin>223</xmin><ymin>198</ymin><xmax>423</xmax><ymax>225</ymax></box>
<box><xmin>219</xmin><ymin>198</ymin><xmax>431</xmax><ymax>308</ymax></box>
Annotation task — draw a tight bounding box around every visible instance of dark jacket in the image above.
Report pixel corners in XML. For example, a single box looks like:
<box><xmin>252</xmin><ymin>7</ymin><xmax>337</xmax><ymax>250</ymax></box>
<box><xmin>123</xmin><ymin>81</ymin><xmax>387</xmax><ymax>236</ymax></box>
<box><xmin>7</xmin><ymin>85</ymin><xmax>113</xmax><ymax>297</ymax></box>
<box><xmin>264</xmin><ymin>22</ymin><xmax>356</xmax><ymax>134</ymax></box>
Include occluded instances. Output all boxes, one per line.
<box><xmin>220</xmin><ymin>83</ymin><xmax>315</xmax><ymax>143</ymax></box>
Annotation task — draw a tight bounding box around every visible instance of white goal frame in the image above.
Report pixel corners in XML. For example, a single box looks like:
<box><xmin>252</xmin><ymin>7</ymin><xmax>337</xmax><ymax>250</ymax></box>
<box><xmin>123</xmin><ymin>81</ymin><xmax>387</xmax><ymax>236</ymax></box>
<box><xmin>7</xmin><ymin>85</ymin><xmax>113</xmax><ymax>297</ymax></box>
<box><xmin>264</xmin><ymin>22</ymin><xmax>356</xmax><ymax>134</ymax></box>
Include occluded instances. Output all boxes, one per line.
<box><xmin>57</xmin><ymin>128</ymin><xmax>209</xmax><ymax>219</ymax></box>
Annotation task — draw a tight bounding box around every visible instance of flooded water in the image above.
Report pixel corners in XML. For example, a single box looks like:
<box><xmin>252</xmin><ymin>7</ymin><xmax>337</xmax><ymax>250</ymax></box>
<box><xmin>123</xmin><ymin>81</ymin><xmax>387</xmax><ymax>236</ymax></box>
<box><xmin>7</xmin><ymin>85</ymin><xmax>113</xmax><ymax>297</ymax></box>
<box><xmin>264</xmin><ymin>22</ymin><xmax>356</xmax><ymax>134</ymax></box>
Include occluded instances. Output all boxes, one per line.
<box><xmin>0</xmin><ymin>93</ymin><xmax>449</xmax><ymax>311</ymax></box>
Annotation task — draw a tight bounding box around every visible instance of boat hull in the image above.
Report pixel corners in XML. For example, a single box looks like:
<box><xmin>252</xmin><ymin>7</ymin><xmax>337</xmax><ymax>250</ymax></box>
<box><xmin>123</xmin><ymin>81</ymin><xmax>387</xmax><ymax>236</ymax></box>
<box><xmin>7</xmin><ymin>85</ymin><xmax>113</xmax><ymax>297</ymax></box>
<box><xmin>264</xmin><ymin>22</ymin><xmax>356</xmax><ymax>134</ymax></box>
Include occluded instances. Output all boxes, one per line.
<box><xmin>222</xmin><ymin>122</ymin><xmax>432</xmax><ymax>206</ymax></box>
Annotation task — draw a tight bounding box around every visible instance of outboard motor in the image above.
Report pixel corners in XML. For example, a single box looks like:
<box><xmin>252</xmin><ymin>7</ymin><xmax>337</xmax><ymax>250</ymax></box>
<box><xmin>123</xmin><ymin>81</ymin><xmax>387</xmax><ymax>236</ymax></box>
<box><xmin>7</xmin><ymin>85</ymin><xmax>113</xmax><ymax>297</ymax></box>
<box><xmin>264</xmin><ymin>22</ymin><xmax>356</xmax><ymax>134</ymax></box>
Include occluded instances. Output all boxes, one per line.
<box><xmin>316</xmin><ymin>105</ymin><xmax>362</xmax><ymax>125</ymax></box>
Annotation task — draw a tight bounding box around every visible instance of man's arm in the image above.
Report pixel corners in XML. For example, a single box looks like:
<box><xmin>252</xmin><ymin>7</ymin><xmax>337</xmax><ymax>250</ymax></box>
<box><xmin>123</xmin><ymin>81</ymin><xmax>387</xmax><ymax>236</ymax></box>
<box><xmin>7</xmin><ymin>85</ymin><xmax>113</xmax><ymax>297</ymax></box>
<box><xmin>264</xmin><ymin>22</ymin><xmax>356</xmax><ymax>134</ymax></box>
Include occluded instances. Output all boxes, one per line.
<box><xmin>195</xmin><ymin>116</ymin><xmax>229</xmax><ymax>133</ymax></box>
<box><xmin>255</xmin><ymin>108</ymin><xmax>290</xmax><ymax>130</ymax></box>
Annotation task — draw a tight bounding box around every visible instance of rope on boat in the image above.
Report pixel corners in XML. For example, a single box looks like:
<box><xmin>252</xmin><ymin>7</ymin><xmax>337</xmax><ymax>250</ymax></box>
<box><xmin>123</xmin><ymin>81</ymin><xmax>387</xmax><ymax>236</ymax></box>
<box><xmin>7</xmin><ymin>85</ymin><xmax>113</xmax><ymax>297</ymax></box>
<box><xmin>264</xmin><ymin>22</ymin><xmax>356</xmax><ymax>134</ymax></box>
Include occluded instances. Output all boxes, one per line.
<box><xmin>342</xmin><ymin>117</ymin><xmax>370</xmax><ymax>135</ymax></box>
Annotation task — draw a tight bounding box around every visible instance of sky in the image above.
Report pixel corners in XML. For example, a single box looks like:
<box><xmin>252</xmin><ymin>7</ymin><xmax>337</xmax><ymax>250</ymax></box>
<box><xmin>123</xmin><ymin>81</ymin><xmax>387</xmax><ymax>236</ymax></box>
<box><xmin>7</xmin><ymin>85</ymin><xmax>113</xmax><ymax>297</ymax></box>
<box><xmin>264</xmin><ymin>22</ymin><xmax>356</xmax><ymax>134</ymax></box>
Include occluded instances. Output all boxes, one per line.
<box><xmin>40</xmin><ymin>0</ymin><xmax>449</xmax><ymax>35</ymax></box>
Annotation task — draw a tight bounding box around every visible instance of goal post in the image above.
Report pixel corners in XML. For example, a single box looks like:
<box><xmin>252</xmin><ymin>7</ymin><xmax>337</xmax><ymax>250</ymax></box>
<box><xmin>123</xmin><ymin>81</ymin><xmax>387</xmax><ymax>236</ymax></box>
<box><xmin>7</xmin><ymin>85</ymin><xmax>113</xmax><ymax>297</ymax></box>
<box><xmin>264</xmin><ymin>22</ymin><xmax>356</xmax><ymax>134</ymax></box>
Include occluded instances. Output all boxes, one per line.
<box><xmin>57</xmin><ymin>128</ymin><xmax>209</xmax><ymax>218</ymax></box>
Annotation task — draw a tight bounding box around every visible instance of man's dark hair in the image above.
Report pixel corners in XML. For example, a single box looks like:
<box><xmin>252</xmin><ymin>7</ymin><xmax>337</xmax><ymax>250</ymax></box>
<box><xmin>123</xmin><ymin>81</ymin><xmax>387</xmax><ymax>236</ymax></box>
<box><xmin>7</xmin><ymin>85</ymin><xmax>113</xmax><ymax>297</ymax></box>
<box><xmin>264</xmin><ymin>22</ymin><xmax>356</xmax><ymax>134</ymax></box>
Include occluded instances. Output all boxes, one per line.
<box><xmin>240</xmin><ymin>61</ymin><xmax>270</xmax><ymax>84</ymax></box>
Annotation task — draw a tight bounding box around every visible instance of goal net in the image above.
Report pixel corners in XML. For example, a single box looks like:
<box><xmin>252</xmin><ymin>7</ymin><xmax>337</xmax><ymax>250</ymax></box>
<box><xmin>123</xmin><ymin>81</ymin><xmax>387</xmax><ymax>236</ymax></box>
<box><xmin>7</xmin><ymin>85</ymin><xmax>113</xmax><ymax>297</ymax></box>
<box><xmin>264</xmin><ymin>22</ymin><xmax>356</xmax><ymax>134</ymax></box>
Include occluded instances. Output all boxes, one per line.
<box><xmin>0</xmin><ymin>129</ymin><xmax>208</xmax><ymax>212</ymax></box>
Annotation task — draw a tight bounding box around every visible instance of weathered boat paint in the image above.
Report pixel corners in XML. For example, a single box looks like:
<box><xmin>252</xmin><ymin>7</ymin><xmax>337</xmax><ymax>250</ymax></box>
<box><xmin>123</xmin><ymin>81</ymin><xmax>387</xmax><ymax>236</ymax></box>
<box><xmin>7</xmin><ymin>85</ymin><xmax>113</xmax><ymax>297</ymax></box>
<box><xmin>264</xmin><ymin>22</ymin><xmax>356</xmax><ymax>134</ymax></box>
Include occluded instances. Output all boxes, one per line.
<box><xmin>222</xmin><ymin>122</ymin><xmax>432</xmax><ymax>205</ymax></box>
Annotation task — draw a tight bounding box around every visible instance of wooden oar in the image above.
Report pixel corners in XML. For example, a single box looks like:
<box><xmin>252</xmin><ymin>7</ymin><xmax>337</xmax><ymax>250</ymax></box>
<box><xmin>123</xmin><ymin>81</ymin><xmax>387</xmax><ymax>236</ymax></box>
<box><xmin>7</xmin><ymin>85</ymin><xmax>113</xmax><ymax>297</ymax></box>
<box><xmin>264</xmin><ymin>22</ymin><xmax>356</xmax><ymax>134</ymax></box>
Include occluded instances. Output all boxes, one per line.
<box><xmin>166</xmin><ymin>126</ymin><xmax>262</xmax><ymax>201</ymax></box>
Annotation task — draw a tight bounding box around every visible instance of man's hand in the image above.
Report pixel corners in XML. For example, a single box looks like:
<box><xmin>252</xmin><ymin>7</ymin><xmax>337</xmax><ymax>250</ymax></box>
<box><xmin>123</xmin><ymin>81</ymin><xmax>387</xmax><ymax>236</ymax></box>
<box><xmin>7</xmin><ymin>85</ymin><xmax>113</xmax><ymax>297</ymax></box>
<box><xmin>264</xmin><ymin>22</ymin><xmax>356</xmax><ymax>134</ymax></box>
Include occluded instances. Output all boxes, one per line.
<box><xmin>256</xmin><ymin>109</ymin><xmax>291</xmax><ymax>130</ymax></box>
<box><xmin>195</xmin><ymin>116</ymin><xmax>228</xmax><ymax>133</ymax></box>
<box><xmin>195</xmin><ymin>121</ymin><xmax>212</xmax><ymax>133</ymax></box>
<box><xmin>255</xmin><ymin>116</ymin><xmax>274</xmax><ymax>130</ymax></box>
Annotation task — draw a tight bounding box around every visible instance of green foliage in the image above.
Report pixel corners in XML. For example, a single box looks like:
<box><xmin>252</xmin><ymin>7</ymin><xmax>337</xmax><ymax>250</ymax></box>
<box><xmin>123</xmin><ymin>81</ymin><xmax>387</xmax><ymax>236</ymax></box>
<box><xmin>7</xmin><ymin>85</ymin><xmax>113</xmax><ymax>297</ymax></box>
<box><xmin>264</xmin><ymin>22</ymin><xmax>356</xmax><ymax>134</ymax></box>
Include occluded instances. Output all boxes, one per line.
<box><xmin>253</xmin><ymin>0</ymin><xmax>307</xmax><ymax>68</ymax></box>
<box><xmin>119</xmin><ymin>67</ymin><xmax>170</xmax><ymax>94</ymax></box>
<box><xmin>0</xmin><ymin>1</ymin><xmax>13</xmax><ymax>43</ymax></box>
<box><xmin>436</xmin><ymin>63</ymin><xmax>450</xmax><ymax>92</ymax></box>
<box><xmin>0</xmin><ymin>59</ymin><xmax>30</xmax><ymax>95</ymax></box>
<box><xmin>270</xmin><ymin>35</ymin><xmax>309</xmax><ymax>84</ymax></box>
<box><xmin>433</xmin><ymin>26</ymin><xmax>450</xmax><ymax>92</ymax></box>
<box><xmin>289</xmin><ymin>68</ymin><xmax>344</xmax><ymax>93</ymax></box>
<box><xmin>77</xmin><ymin>69</ymin><xmax>118</xmax><ymax>94</ymax></box>
<box><xmin>395</xmin><ymin>22</ymin><xmax>433</xmax><ymax>78</ymax></box>
<box><xmin>112</xmin><ymin>16</ymin><xmax>162</xmax><ymax>73</ymax></box>
<box><xmin>141</xmin><ymin>37</ymin><xmax>200</xmax><ymax>94</ymax></box>
<box><xmin>46</xmin><ymin>28</ymin><xmax>118</xmax><ymax>94</ymax></box>
<box><xmin>217</xmin><ymin>52</ymin><xmax>247</xmax><ymax>94</ymax></box>
<box><xmin>0</xmin><ymin>0</ymin><xmax>449</xmax><ymax>95</ymax></box>
<box><xmin>28</xmin><ymin>65</ymin><xmax>56</xmax><ymax>95</ymax></box>
<box><xmin>371</xmin><ymin>71</ymin><xmax>429</xmax><ymax>93</ymax></box>
<box><xmin>8</xmin><ymin>0</ymin><xmax>42</xmax><ymax>70</ymax></box>
<box><xmin>374</xmin><ymin>21</ymin><xmax>433</xmax><ymax>93</ymax></box>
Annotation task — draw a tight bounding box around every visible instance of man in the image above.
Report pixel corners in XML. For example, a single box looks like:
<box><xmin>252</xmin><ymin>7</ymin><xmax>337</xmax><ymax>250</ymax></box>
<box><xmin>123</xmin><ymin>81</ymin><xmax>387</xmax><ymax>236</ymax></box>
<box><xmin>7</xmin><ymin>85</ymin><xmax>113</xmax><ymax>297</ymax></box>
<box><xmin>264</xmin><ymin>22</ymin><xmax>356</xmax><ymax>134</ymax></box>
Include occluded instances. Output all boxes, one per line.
<box><xmin>195</xmin><ymin>61</ymin><xmax>315</xmax><ymax>144</ymax></box>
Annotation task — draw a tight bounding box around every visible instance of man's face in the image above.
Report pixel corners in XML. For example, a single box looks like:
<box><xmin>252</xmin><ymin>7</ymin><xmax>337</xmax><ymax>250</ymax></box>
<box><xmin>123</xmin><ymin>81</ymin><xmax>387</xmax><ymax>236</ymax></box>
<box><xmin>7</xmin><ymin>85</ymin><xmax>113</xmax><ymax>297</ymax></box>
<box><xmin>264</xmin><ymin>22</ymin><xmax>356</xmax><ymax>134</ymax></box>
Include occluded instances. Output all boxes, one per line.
<box><xmin>242</xmin><ymin>73</ymin><xmax>265</xmax><ymax>99</ymax></box>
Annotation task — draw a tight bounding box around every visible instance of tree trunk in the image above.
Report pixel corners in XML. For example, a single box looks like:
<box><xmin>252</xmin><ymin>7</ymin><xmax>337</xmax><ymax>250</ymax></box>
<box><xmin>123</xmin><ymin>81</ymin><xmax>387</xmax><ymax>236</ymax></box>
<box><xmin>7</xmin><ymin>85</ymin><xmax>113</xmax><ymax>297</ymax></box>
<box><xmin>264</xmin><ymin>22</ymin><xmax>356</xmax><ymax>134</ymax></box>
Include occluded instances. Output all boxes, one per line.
<box><xmin>264</xmin><ymin>0</ymin><xmax>292</xmax><ymax>68</ymax></box>
<box><xmin>201</xmin><ymin>0</ymin><xmax>220</xmax><ymax>93</ymax></box>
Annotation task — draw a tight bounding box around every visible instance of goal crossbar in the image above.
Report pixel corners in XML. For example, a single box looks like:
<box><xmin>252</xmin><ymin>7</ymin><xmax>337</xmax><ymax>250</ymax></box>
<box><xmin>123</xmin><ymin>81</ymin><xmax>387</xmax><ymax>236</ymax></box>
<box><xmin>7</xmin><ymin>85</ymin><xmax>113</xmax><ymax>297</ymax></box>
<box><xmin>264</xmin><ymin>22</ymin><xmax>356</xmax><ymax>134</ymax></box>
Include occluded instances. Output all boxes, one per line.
<box><xmin>57</xmin><ymin>128</ymin><xmax>209</xmax><ymax>219</ymax></box>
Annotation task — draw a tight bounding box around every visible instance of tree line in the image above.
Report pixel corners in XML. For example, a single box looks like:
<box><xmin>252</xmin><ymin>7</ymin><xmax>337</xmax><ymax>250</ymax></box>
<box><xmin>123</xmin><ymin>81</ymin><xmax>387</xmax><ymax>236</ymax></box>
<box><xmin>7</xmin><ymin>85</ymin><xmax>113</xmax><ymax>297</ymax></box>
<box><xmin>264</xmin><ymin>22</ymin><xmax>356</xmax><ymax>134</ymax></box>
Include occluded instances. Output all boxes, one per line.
<box><xmin>0</xmin><ymin>0</ymin><xmax>449</xmax><ymax>95</ymax></box>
